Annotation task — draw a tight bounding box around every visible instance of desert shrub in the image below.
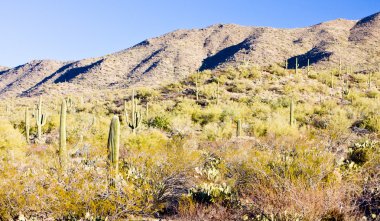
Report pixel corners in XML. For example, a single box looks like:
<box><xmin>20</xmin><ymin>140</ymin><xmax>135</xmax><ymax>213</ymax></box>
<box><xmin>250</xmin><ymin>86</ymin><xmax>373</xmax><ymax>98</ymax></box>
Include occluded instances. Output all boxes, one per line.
<box><xmin>191</xmin><ymin>107</ymin><xmax>223</xmax><ymax>126</ymax></box>
<box><xmin>0</xmin><ymin>119</ymin><xmax>26</xmax><ymax>149</ymax></box>
<box><xmin>225</xmin><ymin>144</ymin><xmax>350</xmax><ymax>220</ymax></box>
<box><xmin>135</xmin><ymin>87</ymin><xmax>160</xmax><ymax>101</ymax></box>
<box><xmin>346</xmin><ymin>140</ymin><xmax>377</xmax><ymax>166</ymax></box>
<box><xmin>316</xmin><ymin>71</ymin><xmax>335</xmax><ymax>87</ymax></box>
<box><xmin>226</xmin><ymin>81</ymin><xmax>248</xmax><ymax>93</ymax></box>
<box><xmin>267</xmin><ymin>63</ymin><xmax>286</xmax><ymax>76</ymax></box>
<box><xmin>192</xmin><ymin>112</ymin><xmax>217</xmax><ymax>126</ymax></box>
<box><xmin>366</xmin><ymin>90</ymin><xmax>379</xmax><ymax>98</ymax></box>
<box><xmin>201</xmin><ymin>121</ymin><xmax>234</xmax><ymax>140</ymax></box>
<box><xmin>147</xmin><ymin>115</ymin><xmax>171</xmax><ymax>131</ymax></box>
<box><xmin>360</xmin><ymin>112</ymin><xmax>380</xmax><ymax>132</ymax></box>
<box><xmin>162</xmin><ymin>82</ymin><xmax>182</xmax><ymax>94</ymax></box>
<box><xmin>240</xmin><ymin>66</ymin><xmax>262</xmax><ymax>80</ymax></box>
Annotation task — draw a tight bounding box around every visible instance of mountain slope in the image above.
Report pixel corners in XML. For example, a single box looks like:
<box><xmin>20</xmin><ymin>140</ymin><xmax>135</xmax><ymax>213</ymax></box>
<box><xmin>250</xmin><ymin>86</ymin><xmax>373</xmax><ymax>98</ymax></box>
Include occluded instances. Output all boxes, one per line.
<box><xmin>0</xmin><ymin>66</ymin><xmax>9</xmax><ymax>72</ymax></box>
<box><xmin>1</xmin><ymin>11</ymin><xmax>379</xmax><ymax>98</ymax></box>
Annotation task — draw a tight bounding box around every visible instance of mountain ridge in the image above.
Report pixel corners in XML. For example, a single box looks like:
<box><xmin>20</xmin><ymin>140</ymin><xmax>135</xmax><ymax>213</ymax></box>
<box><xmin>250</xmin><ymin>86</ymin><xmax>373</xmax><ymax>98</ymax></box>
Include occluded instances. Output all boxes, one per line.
<box><xmin>0</xmin><ymin>12</ymin><xmax>379</xmax><ymax>98</ymax></box>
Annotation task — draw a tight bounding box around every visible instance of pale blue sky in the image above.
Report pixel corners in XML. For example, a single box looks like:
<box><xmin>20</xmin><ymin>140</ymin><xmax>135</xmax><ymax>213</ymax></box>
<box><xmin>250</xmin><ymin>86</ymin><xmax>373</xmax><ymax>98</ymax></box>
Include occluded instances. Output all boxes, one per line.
<box><xmin>0</xmin><ymin>0</ymin><xmax>379</xmax><ymax>67</ymax></box>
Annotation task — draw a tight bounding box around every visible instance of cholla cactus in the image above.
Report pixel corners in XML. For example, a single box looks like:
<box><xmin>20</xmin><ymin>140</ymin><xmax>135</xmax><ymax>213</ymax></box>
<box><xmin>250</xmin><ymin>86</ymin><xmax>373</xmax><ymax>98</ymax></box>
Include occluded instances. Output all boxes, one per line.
<box><xmin>35</xmin><ymin>96</ymin><xmax>47</xmax><ymax>141</ymax></box>
<box><xmin>107</xmin><ymin>115</ymin><xmax>120</xmax><ymax>186</ymax></box>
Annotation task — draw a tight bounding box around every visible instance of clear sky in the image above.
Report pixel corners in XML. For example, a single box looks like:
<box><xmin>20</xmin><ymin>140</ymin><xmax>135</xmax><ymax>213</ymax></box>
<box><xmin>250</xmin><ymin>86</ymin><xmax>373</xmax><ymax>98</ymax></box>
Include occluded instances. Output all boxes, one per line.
<box><xmin>0</xmin><ymin>0</ymin><xmax>379</xmax><ymax>67</ymax></box>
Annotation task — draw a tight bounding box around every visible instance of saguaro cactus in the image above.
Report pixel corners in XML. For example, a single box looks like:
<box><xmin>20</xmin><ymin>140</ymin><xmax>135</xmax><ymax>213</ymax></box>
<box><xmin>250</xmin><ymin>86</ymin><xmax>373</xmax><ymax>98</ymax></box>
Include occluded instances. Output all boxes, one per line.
<box><xmin>307</xmin><ymin>59</ymin><xmax>310</xmax><ymax>75</ymax></box>
<box><xmin>6</xmin><ymin>104</ymin><xmax>10</xmax><ymax>114</ymax></box>
<box><xmin>107</xmin><ymin>115</ymin><xmax>120</xmax><ymax>186</ymax></box>
<box><xmin>339</xmin><ymin>58</ymin><xmax>342</xmax><ymax>78</ymax></box>
<box><xmin>195</xmin><ymin>73</ymin><xmax>200</xmax><ymax>101</ymax></box>
<box><xmin>146</xmin><ymin>102</ymin><xmax>149</xmax><ymax>118</ymax></box>
<box><xmin>66</xmin><ymin>97</ymin><xmax>75</xmax><ymax>113</ymax></box>
<box><xmin>236</xmin><ymin>119</ymin><xmax>242</xmax><ymax>137</ymax></box>
<box><xmin>59</xmin><ymin>100</ymin><xmax>67</xmax><ymax>169</ymax></box>
<box><xmin>36</xmin><ymin>96</ymin><xmax>47</xmax><ymax>141</ymax></box>
<box><xmin>285</xmin><ymin>59</ymin><xmax>288</xmax><ymax>70</ymax></box>
<box><xmin>25</xmin><ymin>107</ymin><xmax>30</xmax><ymax>144</ymax></box>
<box><xmin>216</xmin><ymin>80</ymin><xmax>220</xmax><ymax>105</ymax></box>
<box><xmin>368</xmin><ymin>73</ymin><xmax>372</xmax><ymax>89</ymax></box>
<box><xmin>295</xmin><ymin>58</ymin><xmax>299</xmax><ymax>74</ymax></box>
<box><xmin>289</xmin><ymin>99</ymin><xmax>295</xmax><ymax>126</ymax></box>
<box><xmin>126</xmin><ymin>90</ymin><xmax>142</xmax><ymax>134</ymax></box>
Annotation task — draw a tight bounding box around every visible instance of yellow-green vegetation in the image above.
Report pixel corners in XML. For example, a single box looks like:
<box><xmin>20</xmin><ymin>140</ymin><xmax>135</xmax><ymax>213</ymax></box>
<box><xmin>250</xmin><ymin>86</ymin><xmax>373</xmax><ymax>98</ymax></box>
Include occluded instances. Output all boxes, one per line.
<box><xmin>0</xmin><ymin>64</ymin><xmax>379</xmax><ymax>220</ymax></box>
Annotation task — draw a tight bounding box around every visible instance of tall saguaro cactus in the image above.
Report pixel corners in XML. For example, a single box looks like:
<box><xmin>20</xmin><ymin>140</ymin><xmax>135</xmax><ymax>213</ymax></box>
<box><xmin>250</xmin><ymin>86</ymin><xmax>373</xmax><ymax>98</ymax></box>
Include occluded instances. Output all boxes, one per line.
<box><xmin>25</xmin><ymin>107</ymin><xmax>30</xmax><ymax>144</ymax></box>
<box><xmin>289</xmin><ymin>99</ymin><xmax>295</xmax><ymax>126</ymax></box>
<box><xmin>195</xmin><ymin>72</ymin><xmax>200</xmax><ymax>101</ymax></box>
<box><xmin>107</xmin><ymin>116</ymin><xmax>120</xmax><ymax>186</ymax></box>
<box><xmin>36</xmin><ymin>96</ymin><xmax>47</xmax><ymax>141</ymax></box>
<box><xmin>339</xmin><ymin>58</ymin><xmax>342</xmax><ymax>78</ymax></box>
<box><xmin>368</xmin><ymin>73</ymin><xmax>372</xmax><ymax>89</ymax></box>
<box><xmin>295</xmin><ymin>58</ymin><xmax>299</xmax><ymax>74</ymax></box>
<box><xmin>307</xmin><ymin>59</ymin><xmax>310</xmax><ymax>75</ymax></box>
<box><xmin>146</xmin><ymin>102</ymin><xmax>149</xmax><ymax>118</ymax></box>
<box><xmin>214</xmin><ymin>80</ymin><xmax>220</xmax><ymax>105</ymax></box>
<box><xmin>126</xmin><ymin>89</ymin><xmax>142</xmax><ymax>134</ymax></box>
<box><xmin>59</xmin><ymin>100</ymin><xmax>67</xmax><ymax>169</ymax></box>
<box><xmin>236</xmin><ymin>119</ymin><xmax>242</xmax><ymax>137</ymax></box>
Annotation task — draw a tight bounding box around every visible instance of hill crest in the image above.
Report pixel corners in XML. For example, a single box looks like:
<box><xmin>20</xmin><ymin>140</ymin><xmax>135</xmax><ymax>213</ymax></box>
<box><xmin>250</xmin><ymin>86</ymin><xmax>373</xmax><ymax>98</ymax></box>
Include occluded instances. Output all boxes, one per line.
<box><xmin>0</xmin><ymin>11</ymin><xmax>379</xmax><ymax>98</ymax></box>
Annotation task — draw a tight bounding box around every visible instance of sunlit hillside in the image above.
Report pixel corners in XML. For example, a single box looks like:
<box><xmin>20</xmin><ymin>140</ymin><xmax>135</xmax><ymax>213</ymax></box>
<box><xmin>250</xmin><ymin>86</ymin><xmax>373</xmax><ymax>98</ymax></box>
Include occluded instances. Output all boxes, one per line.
<box><xmin>0</xmin><ymin>63</ymin><xmax>379</xmax><ymax>220</ymax></box>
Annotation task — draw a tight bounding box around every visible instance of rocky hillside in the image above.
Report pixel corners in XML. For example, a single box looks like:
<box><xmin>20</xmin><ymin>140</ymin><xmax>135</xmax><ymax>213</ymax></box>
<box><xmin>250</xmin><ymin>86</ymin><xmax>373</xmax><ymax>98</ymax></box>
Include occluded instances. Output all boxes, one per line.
<box><xmin>0</xmin><ymin>11</ymin><xmax>379</xmax><ymax>98</ymax></box>
<box><xmin>0</xmin><ymin>66</ymin><xmax>9</xmax><ymax>72</ymax></box>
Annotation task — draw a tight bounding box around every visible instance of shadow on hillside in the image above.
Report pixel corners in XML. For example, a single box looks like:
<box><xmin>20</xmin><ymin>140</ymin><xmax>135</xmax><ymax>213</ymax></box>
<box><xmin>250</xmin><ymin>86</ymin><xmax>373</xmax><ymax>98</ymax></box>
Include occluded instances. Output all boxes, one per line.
<box><xmin>287</xmin><ymin>47</ymin><xmax>332</xmax><ymax>68</ymax></box>
<box><xmin>131</xmin><ymin>49</ymin><xmax>163</xmax><ymax>74</ymax></box>
<box><xmin>21</xmin><ymin>63</ymin><xmax>75</xmax><ymax>96</ymax></box>
<box><xmin>199</xmin><ymin>41</ymin><xmax>248</xmax><ymax>71</ymax></box>
<box><xmin>54</xmin><ymin>59</ymin><xmax>104</xmax><ymax>83</ymax></box>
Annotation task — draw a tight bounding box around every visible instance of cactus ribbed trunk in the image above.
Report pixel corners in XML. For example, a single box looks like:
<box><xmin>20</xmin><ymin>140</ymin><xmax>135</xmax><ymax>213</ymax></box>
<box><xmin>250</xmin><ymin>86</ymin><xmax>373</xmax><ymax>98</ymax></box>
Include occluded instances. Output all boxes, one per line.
<box><xmin>25</xmin><ymin>107</ymin><xmax>30</xmax><ymax>144</ymax></box>
<box><xmin>368</xmin><ymin>73</ymin><xmax>372</xmax><ymax>89</ymax></box>
<box><xmin>36</xmin><ymin>96</ymin><xmax>47</xmax><ymax>141</ymax></box>
<box><xmin>339</xmin><ymin>58</ymin><xmax>342</xmax><ymax>78</ymax></box>
<box><xmin>216</xmin><ymin>80</ymin><xmax>220</xmax><ymax>105</ymax></box>
<box><xmin>108</xmin><ymin>116</ymin><xmax>120</xmax><ymax>186</ymax></box>
<box><xmin>236</xmin><ymin>119</ymin><xmax>242</xmax><ymax>137</ymax></box>
<box><xmin>59</xmin><ymin>100</ymin><xmax>67</xmax><ymax>169</ymax></box>
<box><xmin>146</xmin><ymin>102</ymin><xmax>149</xmax><ymax>118</ymax></box>
<box><xmin>307</xmin><ymin>59</ymin><xmax>310</xmax><ymax>75</ymax></box>
<box><xmin>127</xmin><ymin>89</ymin><xmax>142</xmax><ymax>134</ymax></box>
<box><xmin>290</xmin><ymin>99</ymin><xmax>295</xmax><ymax>126</ymax></box>
<box><xmin>295</xmin><ymin>58</ymin><xmax>299</xmax><ymax>75</ymax></box>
